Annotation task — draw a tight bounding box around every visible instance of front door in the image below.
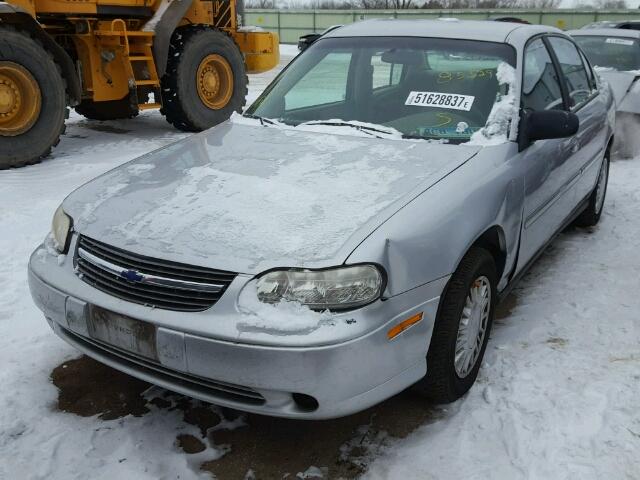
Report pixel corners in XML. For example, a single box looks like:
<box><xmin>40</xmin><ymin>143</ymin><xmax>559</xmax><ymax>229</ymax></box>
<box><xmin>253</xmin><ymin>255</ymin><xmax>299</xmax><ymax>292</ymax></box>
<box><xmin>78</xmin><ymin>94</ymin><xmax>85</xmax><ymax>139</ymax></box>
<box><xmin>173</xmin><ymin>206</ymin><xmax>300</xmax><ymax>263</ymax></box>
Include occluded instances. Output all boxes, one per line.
<box><xmin>518</xmin><ymin>37</ymin><xmax>576</xmax><ymax>268</ymax></box>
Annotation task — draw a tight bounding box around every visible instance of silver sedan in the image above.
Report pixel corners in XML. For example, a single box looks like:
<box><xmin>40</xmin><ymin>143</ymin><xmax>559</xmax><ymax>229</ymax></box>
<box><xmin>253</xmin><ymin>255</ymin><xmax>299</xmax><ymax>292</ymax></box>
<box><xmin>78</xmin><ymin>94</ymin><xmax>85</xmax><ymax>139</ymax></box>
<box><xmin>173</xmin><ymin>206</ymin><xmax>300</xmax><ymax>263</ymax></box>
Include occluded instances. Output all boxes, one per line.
<box><xmin>29</xmin><ymin>20</ymin><xmax>614</xmax><ymax>419</ymax></box>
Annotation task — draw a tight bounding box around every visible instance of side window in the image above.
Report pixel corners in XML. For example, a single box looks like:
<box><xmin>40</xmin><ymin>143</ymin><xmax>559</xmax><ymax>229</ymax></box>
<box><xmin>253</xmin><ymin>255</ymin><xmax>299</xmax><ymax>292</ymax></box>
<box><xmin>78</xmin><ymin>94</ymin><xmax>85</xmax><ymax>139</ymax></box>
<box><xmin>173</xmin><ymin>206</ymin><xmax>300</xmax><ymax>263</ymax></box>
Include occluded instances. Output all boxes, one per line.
<box><xmin>548</xmin><ymin>37</ymin><xmax>593</xmax><ymax>110</ymax></box>
<box><xmin>371</xmin><ymin>54</ymin><xmax>402</xmax><ymax>90</ymax></box>
<box><xmin>579</xmin><ymin>50</ymin><xmax>597</xmax><ymax>92</ymax></box>
<box><xmin>522</xmin><ymin>38</ymin><xmax>565</xmax><ymax>111</ymax></box>
<box><xmin>284</xmin><ymin>52</ymin><xmax>352</xmax><ymax>110</ymax></box>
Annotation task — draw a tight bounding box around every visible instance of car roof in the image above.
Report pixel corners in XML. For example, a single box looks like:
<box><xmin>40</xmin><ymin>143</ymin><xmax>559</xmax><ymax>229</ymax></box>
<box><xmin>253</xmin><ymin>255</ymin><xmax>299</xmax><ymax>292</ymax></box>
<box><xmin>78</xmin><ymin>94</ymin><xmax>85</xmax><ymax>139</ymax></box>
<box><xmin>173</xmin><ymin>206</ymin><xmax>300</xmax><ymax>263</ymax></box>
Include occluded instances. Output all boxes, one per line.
<box><xmin>323</xmin><ymin>19</ymin><xmax>559</xmax><ymax>44</ymax></box>
<box><xmin>568</xmin><ymin>28</ymin><xmax>640</xmax><ymax>39</ymax></box>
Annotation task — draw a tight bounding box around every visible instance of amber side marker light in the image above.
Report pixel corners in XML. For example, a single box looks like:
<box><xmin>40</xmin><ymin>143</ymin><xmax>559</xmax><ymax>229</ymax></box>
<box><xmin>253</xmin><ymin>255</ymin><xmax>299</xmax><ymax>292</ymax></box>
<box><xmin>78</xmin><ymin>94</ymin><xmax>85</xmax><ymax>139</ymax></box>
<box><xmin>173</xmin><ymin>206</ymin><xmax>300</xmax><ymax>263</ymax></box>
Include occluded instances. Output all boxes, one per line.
<box><xmin>387</xmin><ymin>312</ymin><xmax>424</xmax><ymax>340</ymax></box>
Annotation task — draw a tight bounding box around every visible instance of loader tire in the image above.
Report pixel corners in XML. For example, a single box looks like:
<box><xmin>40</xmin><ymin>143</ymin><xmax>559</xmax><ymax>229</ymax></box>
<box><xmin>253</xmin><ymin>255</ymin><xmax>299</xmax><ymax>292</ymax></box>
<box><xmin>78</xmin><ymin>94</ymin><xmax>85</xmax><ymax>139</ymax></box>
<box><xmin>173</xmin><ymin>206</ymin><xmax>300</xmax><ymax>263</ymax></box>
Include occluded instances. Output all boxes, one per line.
<box><xmin>0</xmin><ymin>25</ymin><xmax>67</xmax><ymax>169</ymax></box>
<box><xmin>161</xmin><ymin>27</ymin><xmax>248</xmax><ymax>132</ymax></box>
<box><xmin>75</xmin><ymin>97</ymin><xmax>138</xmax><ymax>121</ymax></box>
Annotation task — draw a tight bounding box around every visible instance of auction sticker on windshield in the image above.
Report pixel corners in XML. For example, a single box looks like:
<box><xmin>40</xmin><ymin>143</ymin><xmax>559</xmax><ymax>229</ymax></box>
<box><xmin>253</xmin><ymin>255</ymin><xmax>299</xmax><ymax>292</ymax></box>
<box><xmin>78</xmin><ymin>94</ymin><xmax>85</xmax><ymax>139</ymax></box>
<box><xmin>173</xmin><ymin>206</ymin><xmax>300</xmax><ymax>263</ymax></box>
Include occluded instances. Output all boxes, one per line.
<box><xmin>605</xmin><ymin>38</ymin><xmax>634</xmax><ymax>46</ymax></box>
<box><xmin>405</xmin><ymin>91</ymin><xmax>475</xmax><ymax>111</ymax></box>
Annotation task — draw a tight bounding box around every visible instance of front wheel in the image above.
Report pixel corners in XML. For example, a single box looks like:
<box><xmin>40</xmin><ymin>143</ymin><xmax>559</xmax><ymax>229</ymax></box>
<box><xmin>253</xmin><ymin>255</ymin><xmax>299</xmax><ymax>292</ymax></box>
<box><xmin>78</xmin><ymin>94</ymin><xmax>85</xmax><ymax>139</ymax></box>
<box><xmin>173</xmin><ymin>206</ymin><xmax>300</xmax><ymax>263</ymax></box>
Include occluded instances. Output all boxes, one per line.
<box><xmin>414</xmin><ymin>247</ymin><xmax>497</xmax><ymax>403</ymax></box>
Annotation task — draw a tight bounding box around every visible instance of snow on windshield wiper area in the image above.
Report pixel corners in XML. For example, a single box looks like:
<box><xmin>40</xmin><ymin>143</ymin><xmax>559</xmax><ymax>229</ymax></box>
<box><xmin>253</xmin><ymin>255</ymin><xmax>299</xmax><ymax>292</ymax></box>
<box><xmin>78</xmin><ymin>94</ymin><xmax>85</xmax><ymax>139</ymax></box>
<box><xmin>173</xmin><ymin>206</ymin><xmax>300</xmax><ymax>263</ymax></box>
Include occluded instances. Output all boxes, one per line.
<box><xmin>242</xmin><ymin>113</ymin><xmax>277</xmax><ymax>126</ymax></box>
<box><xmin>297</xmin><ymin>120</ymin><xmax>404</xmax><ymax>139</ymax></box>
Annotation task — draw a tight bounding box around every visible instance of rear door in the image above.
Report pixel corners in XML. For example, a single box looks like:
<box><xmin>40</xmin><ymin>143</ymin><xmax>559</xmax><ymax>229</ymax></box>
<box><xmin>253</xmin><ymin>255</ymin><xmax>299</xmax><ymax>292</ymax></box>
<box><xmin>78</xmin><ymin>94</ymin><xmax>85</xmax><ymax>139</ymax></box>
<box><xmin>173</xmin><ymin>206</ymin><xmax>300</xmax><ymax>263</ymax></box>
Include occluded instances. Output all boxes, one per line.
<box><xmin>546</xmin><ymin>36</ymin><xmax>607</xmax><ymax>205</ymax></box>
<box><xmin>517</xmin><ymin>36</ymin><xmax>576</xmax><ymax>267</ymax></box>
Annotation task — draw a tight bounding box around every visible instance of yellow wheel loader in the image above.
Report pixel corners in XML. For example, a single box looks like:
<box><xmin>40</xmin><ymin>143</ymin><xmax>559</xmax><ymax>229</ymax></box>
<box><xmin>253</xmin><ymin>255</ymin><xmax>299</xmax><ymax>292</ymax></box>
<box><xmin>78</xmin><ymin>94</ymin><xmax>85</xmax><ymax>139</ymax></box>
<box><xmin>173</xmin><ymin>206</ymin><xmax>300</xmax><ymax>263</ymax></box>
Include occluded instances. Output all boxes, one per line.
<box><xmin>0</xmin><ymin>0</ymin><xmax>279</xmax><ymax>168</ymax></box>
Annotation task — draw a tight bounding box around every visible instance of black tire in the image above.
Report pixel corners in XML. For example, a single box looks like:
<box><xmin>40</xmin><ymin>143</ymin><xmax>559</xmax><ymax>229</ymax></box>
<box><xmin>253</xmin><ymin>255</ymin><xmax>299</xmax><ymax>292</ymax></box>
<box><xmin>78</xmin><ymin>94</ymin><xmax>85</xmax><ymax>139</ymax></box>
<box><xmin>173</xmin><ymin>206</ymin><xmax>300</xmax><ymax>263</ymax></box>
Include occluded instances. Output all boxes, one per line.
<box><xmin>161</xmin><ymin>27</ymin><xmax>248</xmax><ymax>132</ymax></box>
<box><xmin>575</xmin><ymin>149</ymin><xmax>609</xmax><ymax>227</ymax></box>
<box><xmin>75</xmin><ymin>96</ymin><xmax>138</xmax><ymax>121</ymax></box>
<box><xmin>0</xmin><ymin>26</ymin><xmax>67</xmax><ymax>169</ymax></box>
<box><xmin>414</xmin><ymin>248</ymin><xmax>497</xmax><ymax>403</ymax></box>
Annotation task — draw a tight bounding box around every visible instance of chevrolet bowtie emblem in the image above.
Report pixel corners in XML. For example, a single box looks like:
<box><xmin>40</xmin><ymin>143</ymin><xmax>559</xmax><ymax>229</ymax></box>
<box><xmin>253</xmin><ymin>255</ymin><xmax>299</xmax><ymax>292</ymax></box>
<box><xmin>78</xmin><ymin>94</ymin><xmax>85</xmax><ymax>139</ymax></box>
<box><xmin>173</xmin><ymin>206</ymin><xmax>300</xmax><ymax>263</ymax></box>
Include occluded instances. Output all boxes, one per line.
<box><xmin>120</xmin><ymin>269</ymin><xmax>144</xmax><ymax>282</ymax></box>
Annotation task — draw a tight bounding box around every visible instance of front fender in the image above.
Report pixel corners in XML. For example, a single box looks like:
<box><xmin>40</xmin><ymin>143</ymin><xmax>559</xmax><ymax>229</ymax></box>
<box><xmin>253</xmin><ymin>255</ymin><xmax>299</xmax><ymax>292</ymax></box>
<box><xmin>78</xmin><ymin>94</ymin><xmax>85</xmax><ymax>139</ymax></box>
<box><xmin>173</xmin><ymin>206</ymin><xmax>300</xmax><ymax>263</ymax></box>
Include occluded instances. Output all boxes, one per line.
<box><xmin>347</xmin><ymin>143</ymin><xmax>524</xmax><ymax>297</ymax></box>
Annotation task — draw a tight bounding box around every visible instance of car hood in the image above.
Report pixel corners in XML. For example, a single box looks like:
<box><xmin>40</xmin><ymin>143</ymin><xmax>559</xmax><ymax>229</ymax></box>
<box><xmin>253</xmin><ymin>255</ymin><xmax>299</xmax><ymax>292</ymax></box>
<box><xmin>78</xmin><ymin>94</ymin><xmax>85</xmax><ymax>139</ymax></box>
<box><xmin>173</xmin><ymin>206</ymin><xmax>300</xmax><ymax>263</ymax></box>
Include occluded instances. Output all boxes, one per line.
<box><xmin>64</xmin><ymin>121</ymin><xmax>480</xmax><ymax>274</ymax></box>
<box><xmin>598</xmin><ymin>69</ymin><xmax>640</xmax><ymax>107</ymax></box>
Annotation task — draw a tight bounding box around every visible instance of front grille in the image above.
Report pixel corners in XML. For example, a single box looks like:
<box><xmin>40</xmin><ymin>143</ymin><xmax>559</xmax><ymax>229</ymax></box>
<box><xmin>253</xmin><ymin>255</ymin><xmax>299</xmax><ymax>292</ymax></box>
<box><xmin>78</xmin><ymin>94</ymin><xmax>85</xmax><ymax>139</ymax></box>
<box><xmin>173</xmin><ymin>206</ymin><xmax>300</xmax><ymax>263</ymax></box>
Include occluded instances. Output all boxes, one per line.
<box><xmin>59</xmin><ymin>326</ymin><xmax>266</xmax><ymax>406</ymax></box>
<box><xmin>75</xmin><ymin>236</ymin><xmax>237</xmax><ymax>312</ymax></box>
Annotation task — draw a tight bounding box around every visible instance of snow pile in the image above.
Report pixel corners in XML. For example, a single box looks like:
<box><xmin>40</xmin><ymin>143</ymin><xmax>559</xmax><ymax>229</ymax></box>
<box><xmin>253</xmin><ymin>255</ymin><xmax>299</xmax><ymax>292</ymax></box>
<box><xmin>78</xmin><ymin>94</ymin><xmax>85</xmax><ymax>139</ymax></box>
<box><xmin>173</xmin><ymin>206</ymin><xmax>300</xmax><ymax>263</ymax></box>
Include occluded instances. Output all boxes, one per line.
<box><xmin>237</xmin><ymin>26</ymin><xmax>265</xmax><ymax>33</ymax></box>
<box><xmin>34</xmin><ymin>233</ymin><xmax>66</xmax><ymax>266</ymax></box>
<box><xmin>594</xmin><ymin>65</ymin><xmax>640</xmax><ymax>76</ymax></box>
<box><xmin>296</xmin><ymin>465</ymin><xmax>327</xmax><ymax>479</ymax></box>
<box><xmin>237</xmin><ymin>281</ymin><xmax>334</xmax><ymax>335</ymax></box>
<box><xmin>467</xmin><ymin>62</ymin><xmax>518</xmax><ymax>146</ymax></box>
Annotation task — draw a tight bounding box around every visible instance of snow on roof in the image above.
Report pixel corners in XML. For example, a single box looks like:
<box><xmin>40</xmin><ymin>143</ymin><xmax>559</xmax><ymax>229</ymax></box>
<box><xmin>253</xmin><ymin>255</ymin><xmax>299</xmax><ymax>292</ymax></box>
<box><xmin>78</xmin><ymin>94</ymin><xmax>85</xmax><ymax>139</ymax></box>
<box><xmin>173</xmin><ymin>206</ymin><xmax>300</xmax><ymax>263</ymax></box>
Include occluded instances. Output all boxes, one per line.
<box><xmin>323</xmin><ymin>18</ymin><xmax>558</xmax><ymax>43</ymax></box>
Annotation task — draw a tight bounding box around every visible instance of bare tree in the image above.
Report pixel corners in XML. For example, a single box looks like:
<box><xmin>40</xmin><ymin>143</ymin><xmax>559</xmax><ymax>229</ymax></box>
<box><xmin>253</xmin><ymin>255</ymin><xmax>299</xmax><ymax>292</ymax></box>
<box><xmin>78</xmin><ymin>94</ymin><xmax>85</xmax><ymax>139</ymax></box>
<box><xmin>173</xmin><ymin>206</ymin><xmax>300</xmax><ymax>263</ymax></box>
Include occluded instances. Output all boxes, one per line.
<box><xmin>391</xmin><ymin>0</ymin><xmax>414</xmax><ymax>8</ymax></box>
<box><xmin>245</xmin><ymin>0</ymin><xmax>276</xmax><ymax>8</ymax></box>
<box><xmin>356</xmin><ymin>0</ymin><xmax>390</xmax><ymax>8</ymax></box>
<box><xmin>514</xmin><ymin>0</ymin><xmax>561</xmax><ymax>7</ymax></box>
<box><xmin>593</xmin><ymin>0</ymin><xmax>628</xmax><ymax>7</ymax></box>
<box><xmin>309</xmin><ymin>0</ymin><xmax>355</xmax><ymax>8</ymax></box>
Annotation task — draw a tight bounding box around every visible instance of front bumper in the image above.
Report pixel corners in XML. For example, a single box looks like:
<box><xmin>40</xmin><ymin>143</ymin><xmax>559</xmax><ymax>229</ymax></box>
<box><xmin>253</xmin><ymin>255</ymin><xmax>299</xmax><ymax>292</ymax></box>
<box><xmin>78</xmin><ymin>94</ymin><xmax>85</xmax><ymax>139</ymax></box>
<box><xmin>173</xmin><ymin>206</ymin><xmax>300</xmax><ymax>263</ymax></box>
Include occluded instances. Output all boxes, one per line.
<box><xmin>29</xmin><ymin>242</ymin><xmax>446</xmax><ymax>419</ymax></box>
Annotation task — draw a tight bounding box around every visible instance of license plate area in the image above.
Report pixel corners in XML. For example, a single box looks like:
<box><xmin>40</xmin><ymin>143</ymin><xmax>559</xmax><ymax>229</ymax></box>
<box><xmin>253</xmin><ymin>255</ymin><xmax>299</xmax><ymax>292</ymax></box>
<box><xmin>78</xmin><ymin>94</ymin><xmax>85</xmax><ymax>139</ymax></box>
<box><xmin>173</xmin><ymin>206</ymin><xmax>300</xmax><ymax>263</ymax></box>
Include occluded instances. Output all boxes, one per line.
<box><xmin>88</xmin><ymin>306</ymin><xmax>158</xmax><ymax>361</ymax></box>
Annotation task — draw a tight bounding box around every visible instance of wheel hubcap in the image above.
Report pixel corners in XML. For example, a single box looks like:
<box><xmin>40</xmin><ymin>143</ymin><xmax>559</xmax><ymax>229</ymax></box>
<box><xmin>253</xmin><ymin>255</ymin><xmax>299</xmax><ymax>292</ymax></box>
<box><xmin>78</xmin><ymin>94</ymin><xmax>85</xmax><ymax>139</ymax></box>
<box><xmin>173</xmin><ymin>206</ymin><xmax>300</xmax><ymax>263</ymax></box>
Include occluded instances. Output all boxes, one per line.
<box><xmin>196</xmin><ymin>54</ymin><xmax>233</xmax><ymax>110</ymax></box>
<box><xmin>595</xmin><ymin>159</ymin><xmax>608</xmax><ymax>215</ymax></box>
<box><xmin>0</xmin><ymin>62</ymin><xmax>42</xmax><ymax>136</ymax></box>
<box><xmin>454</xmin><ymin>276</ymin><xmax>491</xmax><ymax>378</ymax></box>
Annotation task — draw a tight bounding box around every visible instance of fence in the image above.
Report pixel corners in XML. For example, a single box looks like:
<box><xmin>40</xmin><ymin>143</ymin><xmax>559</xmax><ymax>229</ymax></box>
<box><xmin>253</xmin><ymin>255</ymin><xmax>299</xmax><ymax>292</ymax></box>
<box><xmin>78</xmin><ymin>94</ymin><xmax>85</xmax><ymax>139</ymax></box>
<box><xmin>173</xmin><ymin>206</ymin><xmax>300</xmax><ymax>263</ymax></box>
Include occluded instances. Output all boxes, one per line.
<box><xmin>244</xmin><ymin>8</ymin><xmax>640</xmax><ymax>43</ymax></box>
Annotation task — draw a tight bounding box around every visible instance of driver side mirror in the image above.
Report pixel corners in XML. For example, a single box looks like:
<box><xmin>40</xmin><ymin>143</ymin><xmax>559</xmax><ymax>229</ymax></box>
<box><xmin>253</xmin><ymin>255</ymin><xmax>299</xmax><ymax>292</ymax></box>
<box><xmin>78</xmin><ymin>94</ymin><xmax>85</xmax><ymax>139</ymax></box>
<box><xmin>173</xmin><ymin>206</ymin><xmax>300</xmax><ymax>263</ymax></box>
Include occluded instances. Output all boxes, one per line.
<box><xmin>518</xmin><ymin>110</ymin><xmax>579</xmax><ymax>151</ymax></box>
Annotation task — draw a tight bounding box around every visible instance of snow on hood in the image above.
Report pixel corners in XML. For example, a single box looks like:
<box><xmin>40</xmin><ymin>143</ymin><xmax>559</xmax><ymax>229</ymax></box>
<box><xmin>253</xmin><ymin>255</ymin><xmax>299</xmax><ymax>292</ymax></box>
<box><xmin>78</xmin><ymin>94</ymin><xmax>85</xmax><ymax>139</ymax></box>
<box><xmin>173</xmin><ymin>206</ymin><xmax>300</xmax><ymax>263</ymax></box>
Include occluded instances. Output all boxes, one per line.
<box><xmin>64</xmin><ymin>121</ymin><xmax>480</xmax><ymax>273</ymax></box>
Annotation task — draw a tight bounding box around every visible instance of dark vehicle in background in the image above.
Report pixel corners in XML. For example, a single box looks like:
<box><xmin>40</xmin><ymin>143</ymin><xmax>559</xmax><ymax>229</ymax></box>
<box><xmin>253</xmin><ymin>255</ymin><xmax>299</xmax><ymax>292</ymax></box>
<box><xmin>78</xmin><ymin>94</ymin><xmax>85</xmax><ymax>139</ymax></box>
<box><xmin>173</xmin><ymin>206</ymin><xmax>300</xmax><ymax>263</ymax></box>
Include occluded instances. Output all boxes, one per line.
<box><xmin>489</xmin><ymin>16</ymin><xmax>530</xmax><ymax>24</ymax></box>
<box><xmin>581</xmin><ymin>20</ymin><xmax>640</xmax><ymax>31</ymax></box>
<box><xmin>570</xmin><ymin>28</ymin><xmax>640</xmax><ymax>156</ymax></box>
<box><xmin>298</xmin><ymin>25</ymin><xmax>343</xmax><ymax>52</ymax></box>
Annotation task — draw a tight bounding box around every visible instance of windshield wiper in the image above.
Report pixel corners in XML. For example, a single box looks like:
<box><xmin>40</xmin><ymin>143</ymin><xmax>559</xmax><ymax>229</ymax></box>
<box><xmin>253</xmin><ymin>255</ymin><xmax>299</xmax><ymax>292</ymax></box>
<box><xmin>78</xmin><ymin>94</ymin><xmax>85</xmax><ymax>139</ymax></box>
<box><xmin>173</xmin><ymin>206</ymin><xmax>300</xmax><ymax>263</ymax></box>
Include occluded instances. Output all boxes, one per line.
<box><xmin>402</xmin><ymin>133</ymin><xmax>457</xmax><ymax>144</ymax></box>
<box><xmin>243</xmin><ymin>113</ymin><xmax>277</xmax><ymax>126</ymax></box>
<box><xmin>298</xmin><ymin>120</ymin><xmax>397</xmax><ymax>139</ymax></box>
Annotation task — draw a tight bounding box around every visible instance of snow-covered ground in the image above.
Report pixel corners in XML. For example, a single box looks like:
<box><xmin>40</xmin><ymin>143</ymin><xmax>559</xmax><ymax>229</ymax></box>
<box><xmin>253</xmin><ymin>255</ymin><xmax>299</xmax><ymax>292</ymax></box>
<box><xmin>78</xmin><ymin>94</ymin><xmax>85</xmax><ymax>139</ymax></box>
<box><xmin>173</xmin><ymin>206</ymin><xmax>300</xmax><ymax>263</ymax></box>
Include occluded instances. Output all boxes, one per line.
<box><xmin>1</xmin><ymin>43</ymin><xmax>639</xmax><ymax>479</ymax></box>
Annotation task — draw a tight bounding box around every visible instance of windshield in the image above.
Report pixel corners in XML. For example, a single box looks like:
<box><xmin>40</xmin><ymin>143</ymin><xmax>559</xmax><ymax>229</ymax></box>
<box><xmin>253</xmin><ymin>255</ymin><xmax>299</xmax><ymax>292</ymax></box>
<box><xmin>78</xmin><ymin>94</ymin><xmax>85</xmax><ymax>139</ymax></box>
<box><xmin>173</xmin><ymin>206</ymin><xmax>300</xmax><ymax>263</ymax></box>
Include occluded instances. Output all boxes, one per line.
<box><xmin>246</xmin><ymin>37</ymin><xmax>516</xmax><ymax>143</ymax></box>
<box><xmin>574</xmin><ymin>36</ymin><xmax>640</xmax><ymax>71</ymax></box>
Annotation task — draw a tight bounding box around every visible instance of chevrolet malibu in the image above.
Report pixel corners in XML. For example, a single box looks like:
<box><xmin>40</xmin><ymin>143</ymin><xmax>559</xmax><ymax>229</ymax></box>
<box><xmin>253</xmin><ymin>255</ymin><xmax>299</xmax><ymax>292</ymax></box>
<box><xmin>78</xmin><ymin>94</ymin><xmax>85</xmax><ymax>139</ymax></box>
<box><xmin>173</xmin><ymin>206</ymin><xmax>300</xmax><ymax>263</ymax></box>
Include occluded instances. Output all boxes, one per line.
<box><xmin>29</xmin><ymin>20</ymin><xmax>614</xmax><ymax>419</ymax></box>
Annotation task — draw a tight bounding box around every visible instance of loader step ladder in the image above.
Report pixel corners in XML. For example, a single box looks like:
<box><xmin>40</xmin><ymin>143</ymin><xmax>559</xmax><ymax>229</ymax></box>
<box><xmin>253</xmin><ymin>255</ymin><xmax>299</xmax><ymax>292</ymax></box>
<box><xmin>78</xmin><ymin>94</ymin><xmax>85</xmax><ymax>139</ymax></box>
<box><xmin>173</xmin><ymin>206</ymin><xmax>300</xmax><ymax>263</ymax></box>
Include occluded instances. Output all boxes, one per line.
<box><xmin>94</xmin><ymin>20</ymin><xmax>161</xmax><ymax>112</ymax></box>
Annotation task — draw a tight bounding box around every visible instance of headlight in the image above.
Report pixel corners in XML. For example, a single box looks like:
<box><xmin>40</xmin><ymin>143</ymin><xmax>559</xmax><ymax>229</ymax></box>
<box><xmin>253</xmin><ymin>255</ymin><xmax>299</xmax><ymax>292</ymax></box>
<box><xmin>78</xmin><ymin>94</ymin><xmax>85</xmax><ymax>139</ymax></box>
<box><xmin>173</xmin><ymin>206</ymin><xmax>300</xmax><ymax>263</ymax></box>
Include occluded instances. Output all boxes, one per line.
<box><xmin>256</xmin><ymin>264</ymin><xmax>385</xmax><ymax>311</ymax></box>
<box><xmin>51</xmin><ymin>205</ymin><xmax>72</xmax><ymax>253</ymax></box>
